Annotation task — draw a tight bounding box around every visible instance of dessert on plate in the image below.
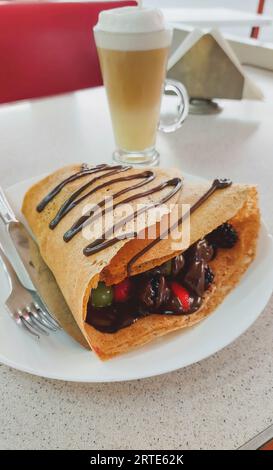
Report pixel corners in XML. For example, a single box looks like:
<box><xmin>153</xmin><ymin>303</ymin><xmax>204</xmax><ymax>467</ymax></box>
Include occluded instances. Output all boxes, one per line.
<box><xmin>22</xmin><ymin>164</ymin><xmax>260</xmax><ymax>360</ymax></box>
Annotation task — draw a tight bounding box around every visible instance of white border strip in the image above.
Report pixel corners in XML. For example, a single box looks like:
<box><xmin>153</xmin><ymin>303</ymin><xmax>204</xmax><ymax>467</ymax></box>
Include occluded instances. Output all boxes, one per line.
<box><xmin>239</xmin><ymin>424</ymin><xmax>273</xmax><ymax>450</ymax></box>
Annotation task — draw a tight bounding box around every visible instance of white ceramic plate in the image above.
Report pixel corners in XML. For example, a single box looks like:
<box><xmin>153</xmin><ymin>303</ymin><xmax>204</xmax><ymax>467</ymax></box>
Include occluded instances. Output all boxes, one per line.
<box><xmin>0</xmin><ymin>175</ymin><xmax>272</xmax><ymax>382</ymax></box>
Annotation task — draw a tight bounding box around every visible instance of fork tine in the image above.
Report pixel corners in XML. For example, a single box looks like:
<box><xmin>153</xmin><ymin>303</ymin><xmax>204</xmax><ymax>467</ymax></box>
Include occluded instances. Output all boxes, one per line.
<box><xmin>30</xmin><ymin>292</ymin><xmax>61</xmax><ymax>328</ymax></box>
<box><xmin>10</xmin><ymin>309</ymin><xmax>40</xmax><ymax>338</ymax></box>
<box><xmin>18</xmin><ymin>308</ymin><xmax>49</xmax><ymax>336</ymax></box>
<box><xmin>21</xmin><ymin>317</ymin><xmax>40</xmax><ymax>339</ymax></box>
<box><xmin>33</xmin><ymin>301</ymin><xmax>61</xmax><ymax>329</ymax></box>
<box><xmin>20</xmin><ymin>317</ymin><xmax>41</xmax><ymax>338</ymax></box>
<box><xmin>29</xmin><ymin>316</ymin><xmax>50</xmax><ymax>335</ymax></box>
<box><xmin>28</xmin><ymin>304</ymin><xmax>58</xmax><ymax>331</ymax></box>
<box><xmin>1</xmin><ymin>243</ymin><xmax>60</xmax><ymax>339</ymax></box>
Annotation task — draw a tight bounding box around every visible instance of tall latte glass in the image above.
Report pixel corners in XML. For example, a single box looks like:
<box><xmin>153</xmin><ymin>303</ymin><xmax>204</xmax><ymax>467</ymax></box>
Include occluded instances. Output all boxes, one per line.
<box><xmin>94</xmin><ymin>6</ymin><xmax>188</xmax><ymax>166</ymax></box>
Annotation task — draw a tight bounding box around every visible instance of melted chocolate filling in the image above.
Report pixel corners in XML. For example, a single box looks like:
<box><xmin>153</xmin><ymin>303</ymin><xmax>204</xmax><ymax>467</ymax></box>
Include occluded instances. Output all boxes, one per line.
<box><xmin>86</xmin><ymin>236</ymin><xmax>223</xmax><ymax>334</ymax></box>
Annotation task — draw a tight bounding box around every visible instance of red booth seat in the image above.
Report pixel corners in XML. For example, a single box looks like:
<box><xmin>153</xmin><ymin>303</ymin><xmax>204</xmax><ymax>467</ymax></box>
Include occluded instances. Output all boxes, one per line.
<box><xmin>0</xmin><ymin>1</ymin><xmax>136</xmax><ymax>103</ymax></box>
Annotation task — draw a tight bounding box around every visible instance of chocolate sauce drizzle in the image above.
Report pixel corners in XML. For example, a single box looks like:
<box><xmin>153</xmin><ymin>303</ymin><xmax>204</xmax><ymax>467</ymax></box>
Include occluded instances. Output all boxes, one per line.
<box><xmin>36</xmin><ymin>164</ymin><xmax>183</xmax><ymax>256</ymax></box>
<box><xmin>127</xmin><ymin>178</ymin><xmax>232</xmax><ymax>275</ymax></box>
<box><xmin>83</xmin><ymin>177</ymin><xmax>183</xmax><ymax>256</ymax></box>
<box><xmin>37</xmin><ymin>164</ymin><xmax>119</xmax><ymax>213</ymax></box>
<box><xmin>63</xmin><ymin>170</ymin><xmax>155</xmax><ymax>242</ymax></box>
<box><xmin>49</xmin><ymin>165</ymin><xmax>132</xmax><ymax>229</ymax></box>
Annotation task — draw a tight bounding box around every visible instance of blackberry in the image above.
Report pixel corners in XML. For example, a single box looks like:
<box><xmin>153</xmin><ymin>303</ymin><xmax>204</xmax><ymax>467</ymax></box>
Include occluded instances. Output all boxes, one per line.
<box><xmin>139</xmin><ymin>275</ymin><xmax>170</xmax><ymax>310</ymax></box>
<box><xmin>151</xmin><ymin>276</ymin><xmax>160</xmax><ymax>297</ymax></box>
<box><xmin>205</xmin><ymin>266</ymin><xmax>214</xmax><ymax>289</ymax></box>
<box><xmin>206</xmin><ymin>223</ymin><xmax>238</xmax><ymax>249</ymax></box>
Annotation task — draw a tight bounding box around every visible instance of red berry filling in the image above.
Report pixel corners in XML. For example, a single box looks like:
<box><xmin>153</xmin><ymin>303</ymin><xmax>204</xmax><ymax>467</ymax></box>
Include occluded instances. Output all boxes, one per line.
<box><xmin>114</xmin><ymin>278</ymin><xmax>131</xmax><ymax>303</ymax></box>
<box><xmin>88</xmin><ymin>224</ymin><xmax>238</xmax><ymax>333</ymax></box>
<box><xmin>170</xmin><ymin>282</ymin><xmax>190</xmax><ymax>311</ymax></box>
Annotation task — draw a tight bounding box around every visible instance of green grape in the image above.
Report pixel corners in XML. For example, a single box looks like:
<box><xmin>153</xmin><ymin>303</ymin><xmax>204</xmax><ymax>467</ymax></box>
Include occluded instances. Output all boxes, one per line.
<box><xmin>92</xmin><ymin>282</ymin><xmax>113</xmax><ymax>308</ymax></box>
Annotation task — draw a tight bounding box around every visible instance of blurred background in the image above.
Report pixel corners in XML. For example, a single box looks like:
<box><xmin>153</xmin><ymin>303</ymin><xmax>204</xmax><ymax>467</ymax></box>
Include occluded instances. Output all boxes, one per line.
<box><xmin>146</xmin><ymin>0</ymin><xmax>273</xmax><ymax>43</ymax></box>
<box><xmin>5</xmin><ymin>0</ymin><xmax>273</xmax><ymax>43</ymax></box>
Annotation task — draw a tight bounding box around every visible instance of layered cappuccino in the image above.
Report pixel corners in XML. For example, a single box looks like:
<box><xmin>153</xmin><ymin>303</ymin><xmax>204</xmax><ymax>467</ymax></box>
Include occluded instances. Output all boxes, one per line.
<box><xmin>94</xmin><ymin>7</ymin><xmax>188</xmax><ymax>165</ymax></box>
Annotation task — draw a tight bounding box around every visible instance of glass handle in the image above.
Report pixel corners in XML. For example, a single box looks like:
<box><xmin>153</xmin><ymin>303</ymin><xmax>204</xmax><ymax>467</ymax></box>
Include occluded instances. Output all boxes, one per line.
<box><xmin>158</xmin><ymin>79</ymin><xmax>189</xmax><ymax>133</ymax></box>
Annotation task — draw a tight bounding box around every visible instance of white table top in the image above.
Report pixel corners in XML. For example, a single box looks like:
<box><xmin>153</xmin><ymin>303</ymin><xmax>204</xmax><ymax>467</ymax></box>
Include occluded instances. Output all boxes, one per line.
<box><xmin>0</xmin><ymin>66</ymin><xmax>273</xmax><ymax>450</ymax></box>
<box><xmin>162</xmin><ymin>8</ymin><xmax>273</xmax><ymax>27</ymax></box>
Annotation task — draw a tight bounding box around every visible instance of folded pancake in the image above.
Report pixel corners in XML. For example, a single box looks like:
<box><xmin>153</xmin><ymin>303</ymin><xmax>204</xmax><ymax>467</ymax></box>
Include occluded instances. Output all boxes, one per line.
<box><xmin>22</xmin><ymin>164</ymin><xmax>260</xmax><ymax>360</ymax></box>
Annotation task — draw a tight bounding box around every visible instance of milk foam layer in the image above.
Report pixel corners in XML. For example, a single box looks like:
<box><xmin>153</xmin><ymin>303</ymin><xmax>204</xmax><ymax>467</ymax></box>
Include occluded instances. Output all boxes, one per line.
<box><xmin>94</xmin><ymin>7</ymin><xmax>172</xmax><ymax>51</ymax></box>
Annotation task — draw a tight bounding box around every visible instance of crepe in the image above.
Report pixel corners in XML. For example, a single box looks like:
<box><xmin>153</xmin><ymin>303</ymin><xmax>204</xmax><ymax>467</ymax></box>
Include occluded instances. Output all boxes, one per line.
<box><xmin>28</xmin><ymin>236</ymin><xmax>89</xmax><ymax>349</ymax></box>
<box><xmin>22</xmin><ymin>164</ymin><xmax>260</xmax><ymax>360</ymax></box>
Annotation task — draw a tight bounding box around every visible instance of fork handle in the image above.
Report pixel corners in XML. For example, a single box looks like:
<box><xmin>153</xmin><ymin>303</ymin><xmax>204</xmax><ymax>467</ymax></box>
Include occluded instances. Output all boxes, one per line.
<box><xmin>0</xmin><ymin>185</ymin><xmax>18</xmax><ymax>225</ymax></box>
<box><xmin>0</xmin><ymin>243</ymin><xmax>21</xmax><ymax>287</ymax></box>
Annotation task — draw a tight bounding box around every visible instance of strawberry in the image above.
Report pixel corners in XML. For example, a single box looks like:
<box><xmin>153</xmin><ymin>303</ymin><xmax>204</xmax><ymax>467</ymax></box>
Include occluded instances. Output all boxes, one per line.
<box><xmin>114</xmin><ymin>278</ymin><xmax>131</xmax><ymax>303</ymax></box>
<box><xmin>170</xmin><ymin>281</ymin><xmax>190</xmax><ymax>311</ymax></box>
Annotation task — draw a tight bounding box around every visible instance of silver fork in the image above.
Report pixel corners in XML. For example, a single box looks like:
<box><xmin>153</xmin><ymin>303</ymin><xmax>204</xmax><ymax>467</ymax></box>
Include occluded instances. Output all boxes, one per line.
<box><xmin>0</xmin><ymin>243</ymin><xmax>61</xmax><ymax>338</ymax></box>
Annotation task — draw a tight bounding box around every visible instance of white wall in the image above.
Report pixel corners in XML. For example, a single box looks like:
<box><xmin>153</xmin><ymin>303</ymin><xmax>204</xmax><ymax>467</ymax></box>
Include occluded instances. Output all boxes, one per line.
<box><xmin>144</xmin><ymin>0</ymin><xmax>273</xmax><ymax>43</ymax></box>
